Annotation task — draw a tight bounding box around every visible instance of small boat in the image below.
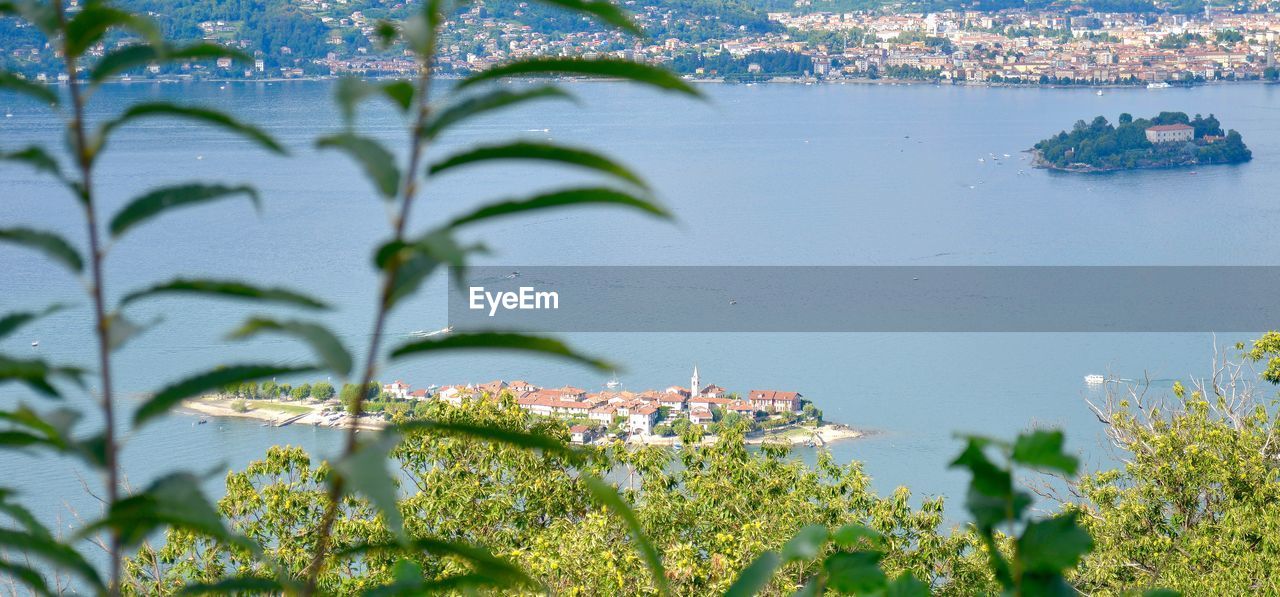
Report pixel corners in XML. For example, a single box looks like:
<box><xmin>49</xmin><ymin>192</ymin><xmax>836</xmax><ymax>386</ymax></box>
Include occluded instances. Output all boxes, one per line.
<box><xmin>30</xmin><ymin>340</ymin><xmax>38</xmax><ymax>348</ymax></box>
<box><xmin>1096</xmin><ymin>90</ymin><xmax>1104</xmax><ymax>96</ymax></box>
<box><xmin>605</xmin><ymin>374</ymin><xmax>622</xmax><ymax>390</ymax></box>
<box><xmin>197</xmin><ymin>418</ymin><xmax>209</xmax><ymax>425</ymax></box>
<box><xmin>1146</xmin><ymin>82</ymin><xmax>1171</xmax><ymax>89</ymax></box>
<box><xmin>505</xmin><ymin>271</ymin><xmax>520</xmax><ymax>279</ymax></box>
<box><xmin>978</xmin><ymin>158</ymin><xmax>985</xmax><ymax>163</ymax></box>
<box><xmin>1084</xmin><ymin>374</ymin><xmax>1106</xmax><ymax>384</ymax></box>
<box><xmin>728</xmin><ymin>299</ymin><xmax>737</xmax><ymax>305</ymax></box>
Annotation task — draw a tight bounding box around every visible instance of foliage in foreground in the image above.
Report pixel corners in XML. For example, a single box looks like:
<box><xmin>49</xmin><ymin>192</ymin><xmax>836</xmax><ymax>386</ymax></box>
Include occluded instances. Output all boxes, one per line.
<box><xmin>123</xmin><ymin>399</ymin><xmax>996</xmax><ymax>595</ymax></box>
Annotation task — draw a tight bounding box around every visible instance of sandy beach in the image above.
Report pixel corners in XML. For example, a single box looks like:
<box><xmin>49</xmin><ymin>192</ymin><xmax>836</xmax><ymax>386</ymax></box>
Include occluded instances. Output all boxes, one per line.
<box><xmin>180</xmin><ymin>397</ymin><xmax>387</xmax><ymax>431</ymax></box>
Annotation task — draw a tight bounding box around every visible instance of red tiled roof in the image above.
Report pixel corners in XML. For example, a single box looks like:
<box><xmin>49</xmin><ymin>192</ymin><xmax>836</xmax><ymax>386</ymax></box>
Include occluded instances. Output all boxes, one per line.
<box><xmin>748</xmin><ymin>390</ymin><xmax>802</xmax><ymax>402</ymax></box>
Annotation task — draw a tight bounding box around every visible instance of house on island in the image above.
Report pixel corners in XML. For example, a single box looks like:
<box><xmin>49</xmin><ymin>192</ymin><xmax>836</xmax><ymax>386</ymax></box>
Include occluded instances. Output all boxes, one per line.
<box><xmin>726</xmin><ymin>401</ymin><xmax>759</xmax><ymax>418</ymax></box>
<box><xmin>689</xmin><ymin>408</ymin><xmax>714</xmax><ymax>427</ymax></box>
<box><xmin>383</xmin><ymin>381</ymin><xmax>410</xmax><ymax>400</ymax></box>
<box><xmin>747</xmin><ymin>390</ymin><xmax>803</xmax><ymax>413</ymax></box>
<box><xmin>690</xmin><ymin>396</ymin><xmax>733</xmax><ymax>411</ymax></box>
<box><xmin>569</xmin><ymin>424</ymin><xmax>600</xmax><ymax>445</ymax></box>
<box><xmin>475</xmin><ymin>380</ymin><xmax>507</xmax><ymax>397</ymax></box>
<box><xmin>508</xmin><ymin>380</ymin><xmax>538</xmax><ymax>393</ymax></box>
<box><xmin>1145</xmin><ymin>123</ymin><xmax>1193</xmax><ymax>144</ymax></box>
<box><xmin>658</xmin><ymin>393</ymin><xmax>687</xmax><ymax>411</ymax></box>
<box><xmin>629</xmin><ymin>405</ymin><xmax>659</xmax><ymax>435</ymax></box>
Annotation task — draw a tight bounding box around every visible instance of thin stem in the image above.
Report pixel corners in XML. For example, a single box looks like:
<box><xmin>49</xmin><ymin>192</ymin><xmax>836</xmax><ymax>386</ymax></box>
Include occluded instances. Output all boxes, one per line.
<box><xmin>55</xmin><ymin>2</ymin><xmax>122</xmax><ymax>593</ymax></box>
<box><xmin>299</xmin><ymin>38</ymin><xmax>437</xmax><ymax>597</ymax></box>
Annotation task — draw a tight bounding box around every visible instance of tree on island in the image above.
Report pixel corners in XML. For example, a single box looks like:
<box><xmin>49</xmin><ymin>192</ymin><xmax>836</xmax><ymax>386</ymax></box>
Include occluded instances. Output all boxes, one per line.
<box><xmin>310</xmin><ymin>381</ymin><xmax>335</xmax><ymax>401</ymax></box>
<box><xmin>289</xmin><ymin>383</ymin><xmax>311</xmax><ymax>401</ymax></box>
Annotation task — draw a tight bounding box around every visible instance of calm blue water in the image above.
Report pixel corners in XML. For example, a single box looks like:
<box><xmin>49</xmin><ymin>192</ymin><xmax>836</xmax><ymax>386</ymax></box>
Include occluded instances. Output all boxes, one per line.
<box><xmin>3</xmin><ymin>80</ymin><xmax>1279</xmax><ymax>533</ymax></box>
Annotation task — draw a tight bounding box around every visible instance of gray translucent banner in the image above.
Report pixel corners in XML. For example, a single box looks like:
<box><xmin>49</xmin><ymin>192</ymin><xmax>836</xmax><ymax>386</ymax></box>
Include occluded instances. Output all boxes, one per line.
<box><xmin>446</xmin><ymin>266</ymin><xmax>1280</xmax><ymax>332</ymax></box>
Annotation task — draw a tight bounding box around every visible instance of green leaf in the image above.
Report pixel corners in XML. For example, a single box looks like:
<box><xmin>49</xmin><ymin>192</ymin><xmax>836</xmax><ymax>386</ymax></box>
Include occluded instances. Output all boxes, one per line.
<box><xmin>381</xmin><ymin>80</ymin><xmax>415</xmax><ymax>113</ymax></box>
<box><xmin>0</xmin><ymin>355</ymin><xmax>85</xmax><ymax>399</ymax></box>
<box><xmin>1011</xmin><ymin>429</ymin><xmax>1078</xmax><ymax>476</ymax></box>
<box><xmin>0</xmin><ymin>488</ymin><xmax>54</xmax><ymax>538</ymax></box>
<box><xmin>823</xmin><ymin>551</ymin><xmax>887</xmax><ymax>594</ymax></box>
<box><xmin>1142</xmin><ymin>590</ymin><xmax>1182</xmax><ymax>597</ymax></box>
<box><xmin>1</xmin><ymin>146</ymin><xmax>65</xmax><ymax>181</ymax></box>
<box><xmin>397</xmin><ymin>419</ymin><xmax>585</xmax><ymax>464</ymax></box>
<box><xmin>0</xmin><ymin>404</ymin><xmax>79</xmax><ymax>454</ymax></box>
<box><xmin>780</xmin><ymin>525</ymin><xmax>829</xmax><ymax>563</ymax></box>
<box><xmin>228</xmin><ymin>318</ymin><xmax>352</xmax><ymax>377</ymax></box>
<box><xmin>91</xmin><ymin>43</ymin><xmax>250</xmax><ymax>85</ymax></box>
<box><xmin>424</xmin><ymin>86</ymin><xmax>574</xmax><ymax>140</ymax></box>
<box><xmin>1017</xmin><ymin>512</ymin><xmax>1093</xmax><ymax>574</ymax></box>
<box><xmin>334</xmin><ymin>77</ymin><xmax>414</xmax><ymax>124</ymax></box>
<box><xmin>179</xmin><ymin>576</ymin><xmax>285</xmax><ymax>595</ymax></box>
<box><xmin>830</xmin><ymin>523</ymin><xmax>884</xmax><ymax>549</ymax></box>
<box><xmin>582</xmin><ymin>476</ymin><xmax>670</xmax><ymax>596</ymax></box>
<box><xmin>0</xmin><ymin>529</ymin><xmax>103</xmax><ymax>590</ymax></box>
<box><xmin>99</xmin><ymin>103</ymin><xmax>285</xmax><ymax>156</ymax></box>
<box><xmin>534</xmin><ymin>0</ymin><xmax>641</xmax><ymax>34</ymax></box>
<box><xmin>429</xmin><ymin>142</ymin><xmax>649</xmax><ymax>190</ymax></box>
<box><xmin>0</xmin><ymin>560</ymin><xmax>51</xmax><ymax>596</ymax></box>
<box><xmin>64</xmin><ymin>4</ymin><xmax>159</xmax><ymax>58</ymax></box>
<box><xmin>0</xmin><ymin>228</ymin><xmax>83</xmax><ymax>273</ymax></box>
<box><xmin>0</xmin><ymin>304</ymin><xmax>65</xmax><ymax>341</ymax></box>
<box><xmin>390</xmin><ymin>332</ymin><xmax>612</xmax><ymax>372</ymax></box>
<box><xmin>341</xmin><ymin>537</ymin><xmax>535</xmax><ymax>589</ymax></box>
<box><xmin>134</xmin><ymin>364</ymin><xmax>316</xmax><ymax>427</ymax></box>
<box><xmin>120</xmin><ymin>278</ymin><xmax>328</xmax><ymax>310</ymax></box>
<box><xmin>80</xmin><ymin>472</ymin><xmax>240</xmax><ymax>549</ymax></box>
<box><xmin>723</xmin><ymin>551</ymin><xmax>780</xmax><ymax>597</ymax></box>
<box><xmin>446</xmin><ymin>187</ymin><xmax>670</xmax><ymax>230</ymax></box>
<box><xmin>458</xmin><ymin>58</ymin><xmax>699</xmax><ymax>97</ymax></box>
<box><xmin>334</xmin><ymin>433</ymin><xmax>404</xmax><ymax>537</ymax></box>
<box><xmin>316</xmin><ymin>133</ymin><xmax>401</xmax><ymax>199</ymax></box>
<box><xmin>0</xmin><ymin>71</ymin><xmax>57</xmax><ymax>105</ymax></box>
<box><xmin>375</xmin><ymin>231</ymin><xmax>487</xmax><ymax>310</ymax></box>
<box><xmin>109</xmin><ymin>183</ymin><xmax>259</xmax><ymax>238</ymax></box>
<box><xmin>950</xmin><ymin>438</ymin><xmax>1011</xmax><ymax>498</ymax></box>
<box><xmin>884</xmin><ymin>572</ymin><xmax>929</xmax><ymax>597</ymax></box>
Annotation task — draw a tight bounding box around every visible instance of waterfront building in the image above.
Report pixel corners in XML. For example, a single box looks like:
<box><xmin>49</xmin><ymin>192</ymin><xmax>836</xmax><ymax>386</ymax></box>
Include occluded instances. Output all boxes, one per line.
<box><xmin>748</xmin><ymin>390</ymin><xmax>804</xmax><ymax>413</ymax></box>
<box><xmin>1145</xmin><ymin>123</ymin><xmax>1195</xmax><ymax>143</ymax></box>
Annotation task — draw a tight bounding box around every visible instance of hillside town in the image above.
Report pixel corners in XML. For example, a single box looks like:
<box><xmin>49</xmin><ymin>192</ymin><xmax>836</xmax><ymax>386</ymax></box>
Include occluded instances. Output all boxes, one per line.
<box><xmin>4</xmin><ymin>0</ymin><xmax>1280</xmax><ymax>85</ymax></box>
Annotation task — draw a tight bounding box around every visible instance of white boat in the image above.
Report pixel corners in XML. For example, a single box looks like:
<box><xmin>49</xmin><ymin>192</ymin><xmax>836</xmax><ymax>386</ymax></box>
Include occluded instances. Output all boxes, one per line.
<box><xmin>1146</xmin><ymin>82</ymin><xmax>1171</xmax><ymax>89</ymax></box>
<box><xmin>410</xmin><ymin>326</ymin><xmax>453</xmax><ymax>338</ymax></box>
<box><xmin>1096</xmin><ymin>90</ymin><xmax>1104</xmax><ymax>96</ymax></box>
<box><xmin>30</xmin><ymin>340</ymin><xmax>38</xmax><ymax>348</ymax></box>
<box><xmin>1084</xmin><ymin>374</ymin><xmax>1106</xmax><ymax>384</ymax></box>
<box><xmin>605</xmin><ymin>374</ymin><xmax>622</xmax><ymax>390</ymax></box>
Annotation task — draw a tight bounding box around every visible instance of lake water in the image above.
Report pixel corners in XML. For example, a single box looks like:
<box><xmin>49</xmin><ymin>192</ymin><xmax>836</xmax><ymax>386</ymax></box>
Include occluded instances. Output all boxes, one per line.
<box><xmin>3</xmin><ymin>80</ymin><xmax>1280</xmax><ymax>531</ymax></box>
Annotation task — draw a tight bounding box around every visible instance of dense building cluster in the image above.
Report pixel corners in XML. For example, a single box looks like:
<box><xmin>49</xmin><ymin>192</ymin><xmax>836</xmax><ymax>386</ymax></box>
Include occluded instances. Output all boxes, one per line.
<box><xmin>377</xmin><ymin>367</ymin><xmax>808</xmax><ymax>443</ymax></box>
<box><xmin>5</xmin><ymin>0</ymin><xmax>1279</xmax><ymax>85</ymax></box>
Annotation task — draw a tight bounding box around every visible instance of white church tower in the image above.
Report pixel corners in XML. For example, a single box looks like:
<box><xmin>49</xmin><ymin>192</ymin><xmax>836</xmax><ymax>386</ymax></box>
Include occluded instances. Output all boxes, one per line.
<box><xmin>691</xmin><ymin>365</ymin><xmax>701</xmax><ymax>398</ymax></box>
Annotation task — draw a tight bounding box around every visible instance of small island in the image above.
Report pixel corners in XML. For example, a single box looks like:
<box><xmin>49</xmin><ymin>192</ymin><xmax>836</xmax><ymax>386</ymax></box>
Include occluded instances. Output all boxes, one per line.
<box><xmin>1031</xmin><ymin>112</ymin><xmax>1251</xmax><ymax>173</ymax></box>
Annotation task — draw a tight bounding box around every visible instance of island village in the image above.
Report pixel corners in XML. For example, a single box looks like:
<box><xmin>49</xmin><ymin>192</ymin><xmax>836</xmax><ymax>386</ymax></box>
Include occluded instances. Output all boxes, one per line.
<box><xmin>185</xmin><ymin>366</ymin><xmax>862</xmax><ymax>447</ymax></box>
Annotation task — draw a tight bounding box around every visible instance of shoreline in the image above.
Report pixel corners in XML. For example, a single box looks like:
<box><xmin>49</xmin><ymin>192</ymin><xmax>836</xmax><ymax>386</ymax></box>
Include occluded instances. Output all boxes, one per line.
<box><xmin>180</xmin><ymin>397</ymin><xmax>866</xmax><ymax>448</ymax></box>
<box><xmin>180</xmin><ymin>397</ymin><xmax>386</xmax><ymax>431</ymax></box>
<box><xmin>68</xmin><ymin>74</ymin><xmax>1280</xmax><ymax>91</ymax></box>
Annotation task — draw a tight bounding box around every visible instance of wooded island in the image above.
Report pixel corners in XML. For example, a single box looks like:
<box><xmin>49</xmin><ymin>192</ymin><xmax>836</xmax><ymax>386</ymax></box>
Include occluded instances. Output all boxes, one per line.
<box><xmin>1032</xmin><ymin>111</ymin><xmax>1251</xmax><ymax>172</ymax></box>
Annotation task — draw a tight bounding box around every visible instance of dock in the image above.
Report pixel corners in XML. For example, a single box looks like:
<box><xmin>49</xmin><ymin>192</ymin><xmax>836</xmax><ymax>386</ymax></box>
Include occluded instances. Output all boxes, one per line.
<box><xmin>274</xmin><ymin>413</ymin><xmax>309</xmax><ymax>428</ymax></box>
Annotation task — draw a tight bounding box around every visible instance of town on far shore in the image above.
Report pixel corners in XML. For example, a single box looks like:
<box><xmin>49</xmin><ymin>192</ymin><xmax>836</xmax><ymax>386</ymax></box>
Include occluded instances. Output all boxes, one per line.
<box><xmin>185</xmin><ymin>366</ymin><xmax>863</xmax><ymax>447</ymax></box>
